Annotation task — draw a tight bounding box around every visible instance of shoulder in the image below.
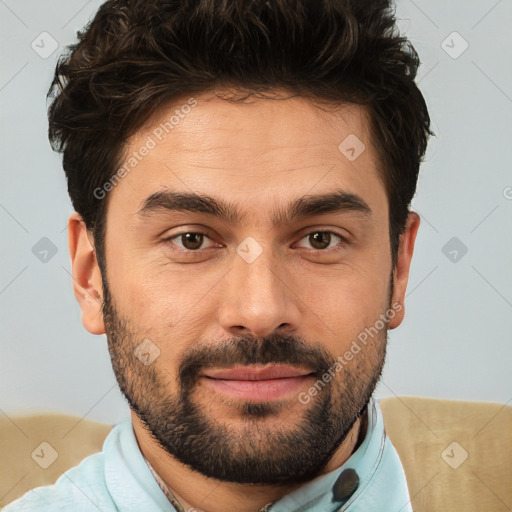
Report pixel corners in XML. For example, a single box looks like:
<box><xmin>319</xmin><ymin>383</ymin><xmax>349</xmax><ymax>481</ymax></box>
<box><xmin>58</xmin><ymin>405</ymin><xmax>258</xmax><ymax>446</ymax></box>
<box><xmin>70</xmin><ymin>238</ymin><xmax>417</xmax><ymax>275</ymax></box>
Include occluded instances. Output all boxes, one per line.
<box><xmin>3</xmin><ymin>436</ymin><xmax>115</xmax><ymax>511</ymax></box>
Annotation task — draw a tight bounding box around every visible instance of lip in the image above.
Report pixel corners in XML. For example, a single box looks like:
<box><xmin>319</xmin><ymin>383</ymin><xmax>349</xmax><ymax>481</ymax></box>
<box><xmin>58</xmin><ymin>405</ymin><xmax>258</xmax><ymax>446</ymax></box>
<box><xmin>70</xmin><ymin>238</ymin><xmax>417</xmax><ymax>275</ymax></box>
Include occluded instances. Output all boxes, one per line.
<box><xmin>201</xmin><ymin>364</ymin><xmax>314</xmax><ymax>380</ymax></box>
<box><xmin>200</xmin><ymin>365</ymin><xmax>316</xmax><ymax>401</ymax></box>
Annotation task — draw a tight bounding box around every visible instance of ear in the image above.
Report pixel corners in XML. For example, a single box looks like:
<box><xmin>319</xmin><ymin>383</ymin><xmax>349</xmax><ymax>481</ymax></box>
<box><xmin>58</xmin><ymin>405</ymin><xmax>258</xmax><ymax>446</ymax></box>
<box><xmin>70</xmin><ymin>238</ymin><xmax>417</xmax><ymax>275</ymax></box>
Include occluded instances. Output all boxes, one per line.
<box><xmin>68</xmin><ymin>212</ymin><xmax>106</xmax><ymax>335</ymax></box>
<box><xmin>388</xmin><ymin>211</ymin><xmax>420</xmax><ymax>329</ymax></box>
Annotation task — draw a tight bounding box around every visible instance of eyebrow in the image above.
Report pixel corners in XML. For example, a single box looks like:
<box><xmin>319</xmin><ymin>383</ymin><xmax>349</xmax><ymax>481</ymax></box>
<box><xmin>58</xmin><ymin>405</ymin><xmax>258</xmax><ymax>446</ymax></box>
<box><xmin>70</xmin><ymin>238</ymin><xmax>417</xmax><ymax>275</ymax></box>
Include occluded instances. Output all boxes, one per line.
<box><xmin>136</xmin><ymin>188</ymin><xmax>372</xmax><ymax>227</ymax></box>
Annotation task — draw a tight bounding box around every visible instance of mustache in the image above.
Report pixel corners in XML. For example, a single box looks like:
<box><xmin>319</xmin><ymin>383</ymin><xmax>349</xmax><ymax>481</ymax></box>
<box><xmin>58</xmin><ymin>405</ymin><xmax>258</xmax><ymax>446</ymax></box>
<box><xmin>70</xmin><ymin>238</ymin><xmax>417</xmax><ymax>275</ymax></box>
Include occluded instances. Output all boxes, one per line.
<box><xmin>178</xmin><ymin>333</ymin><xmax>336</xmax><ymax>389</ymax></box>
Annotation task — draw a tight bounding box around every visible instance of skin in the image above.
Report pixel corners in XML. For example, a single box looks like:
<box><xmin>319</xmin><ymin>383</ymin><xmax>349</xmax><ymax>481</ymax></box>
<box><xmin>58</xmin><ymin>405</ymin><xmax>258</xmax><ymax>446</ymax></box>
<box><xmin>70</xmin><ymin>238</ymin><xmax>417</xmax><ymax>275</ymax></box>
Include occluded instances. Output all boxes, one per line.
<box><xmin>68</xmin><ymin>89</ymin><xmax>420</xmax><ymax>512</ymax></box>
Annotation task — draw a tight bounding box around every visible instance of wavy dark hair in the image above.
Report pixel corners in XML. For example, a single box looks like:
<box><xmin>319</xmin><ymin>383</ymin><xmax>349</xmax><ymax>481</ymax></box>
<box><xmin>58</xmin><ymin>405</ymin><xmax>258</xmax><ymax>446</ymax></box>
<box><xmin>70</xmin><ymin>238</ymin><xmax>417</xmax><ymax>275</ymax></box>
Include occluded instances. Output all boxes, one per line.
<box><xmin>48</xmin><ymin>0</ymin><xmax>432</xmax><ymax>271</ymax></box>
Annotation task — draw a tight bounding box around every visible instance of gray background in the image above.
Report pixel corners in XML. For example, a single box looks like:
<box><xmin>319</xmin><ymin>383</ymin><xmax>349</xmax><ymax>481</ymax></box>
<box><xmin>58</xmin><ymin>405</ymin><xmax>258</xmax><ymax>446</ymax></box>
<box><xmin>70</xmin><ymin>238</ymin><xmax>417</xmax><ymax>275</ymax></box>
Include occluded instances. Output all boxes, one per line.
<box><xmin>1</xmin><ymin>0</ymin><xmax>511</xmax><ymax>426</ymax></box>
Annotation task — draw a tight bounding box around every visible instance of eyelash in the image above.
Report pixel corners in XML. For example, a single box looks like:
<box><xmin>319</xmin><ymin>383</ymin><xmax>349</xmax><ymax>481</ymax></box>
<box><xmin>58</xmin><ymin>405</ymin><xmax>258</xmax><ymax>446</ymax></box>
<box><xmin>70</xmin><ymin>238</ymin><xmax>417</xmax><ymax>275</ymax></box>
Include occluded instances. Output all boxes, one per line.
<box><xmin>163</xmin><ymin>230</ymin><xmax>349</xmax><ymax>255</ymax></box>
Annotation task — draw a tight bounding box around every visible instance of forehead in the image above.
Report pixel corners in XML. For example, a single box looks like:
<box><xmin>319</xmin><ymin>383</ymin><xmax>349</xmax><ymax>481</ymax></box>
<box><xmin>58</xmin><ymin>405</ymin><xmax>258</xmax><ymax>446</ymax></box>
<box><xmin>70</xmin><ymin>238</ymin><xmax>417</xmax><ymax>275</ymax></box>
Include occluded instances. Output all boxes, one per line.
<box><xmin>134</xmin><ymin>90</ymin><xmax>373</xmax><ymax>160</ymax></box>
<box><xmin>107</xmin><ymin>90</ymin><xmax>386</xmax><ymax>225</ymax></box>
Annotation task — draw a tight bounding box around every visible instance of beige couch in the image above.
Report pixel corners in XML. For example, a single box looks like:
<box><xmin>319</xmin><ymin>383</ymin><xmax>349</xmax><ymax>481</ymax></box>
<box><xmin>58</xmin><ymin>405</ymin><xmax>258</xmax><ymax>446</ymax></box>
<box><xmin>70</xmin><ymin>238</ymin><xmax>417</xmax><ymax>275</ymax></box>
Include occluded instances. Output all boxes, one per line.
<box><xmin>1</xmin><ymin>397</ymin><xmax>510</xmax><ymax>511</ymax></box>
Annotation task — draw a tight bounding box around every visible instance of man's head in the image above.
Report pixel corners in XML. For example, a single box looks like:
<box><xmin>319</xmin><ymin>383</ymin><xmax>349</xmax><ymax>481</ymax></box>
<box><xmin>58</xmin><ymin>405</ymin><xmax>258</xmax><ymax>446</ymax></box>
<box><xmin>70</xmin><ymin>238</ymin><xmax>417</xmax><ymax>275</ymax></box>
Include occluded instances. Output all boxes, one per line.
<box><xmin>54</xmin><ymin>0</ymin><xmax>429</xmax><ymax>485</ymax></box>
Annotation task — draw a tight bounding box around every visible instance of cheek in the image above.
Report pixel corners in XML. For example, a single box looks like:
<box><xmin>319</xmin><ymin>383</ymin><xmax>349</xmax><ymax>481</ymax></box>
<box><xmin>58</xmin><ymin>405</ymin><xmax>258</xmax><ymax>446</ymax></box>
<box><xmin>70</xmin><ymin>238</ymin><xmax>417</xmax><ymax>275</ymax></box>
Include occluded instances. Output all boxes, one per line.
<box><xmin>107</xmin><ymin>258</ymin><xmax>218</xmax><ymax>357</ymax></box>
<box><xmin>297</xmin><ymin>259</ymin><xmax>390</xmax><ymax>350</ymax></box>
<box><xmin>106</xmin><ymin>236</ymin><xmax>180</xmax><ymax>319</ymax></box>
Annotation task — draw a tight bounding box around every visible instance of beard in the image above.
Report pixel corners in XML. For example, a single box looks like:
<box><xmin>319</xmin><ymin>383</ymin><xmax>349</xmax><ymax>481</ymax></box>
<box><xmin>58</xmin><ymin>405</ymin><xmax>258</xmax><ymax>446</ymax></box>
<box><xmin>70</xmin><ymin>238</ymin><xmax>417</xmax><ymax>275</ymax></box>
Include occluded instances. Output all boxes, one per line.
<box><xmin>101</xmin><ymin>278</ymin><xmax>388</xmax><ymax>486</ymax></box>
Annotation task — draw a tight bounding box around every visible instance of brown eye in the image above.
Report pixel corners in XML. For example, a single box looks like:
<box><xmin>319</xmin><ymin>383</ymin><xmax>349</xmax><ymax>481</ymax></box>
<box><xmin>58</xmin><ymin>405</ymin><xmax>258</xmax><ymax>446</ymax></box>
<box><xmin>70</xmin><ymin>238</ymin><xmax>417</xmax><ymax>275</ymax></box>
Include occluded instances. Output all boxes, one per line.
<box><xmin>165</xmin><ymin>231</ymin><xmax>215</xmax><ymax>253</ymax></box>
<box><xmin>178</xmin><ymin>233</ymin><xmax>205</xmax><ymax>250</ymax></box>
<box><xmin>296</xmin><ymin>231</ymin><xmax>347</xmax><ymax>251</ymax></box>
<box><xmin>308</xmin><ymin>232</ymin><xmax>332</xmax><ymax>250</ymax></box>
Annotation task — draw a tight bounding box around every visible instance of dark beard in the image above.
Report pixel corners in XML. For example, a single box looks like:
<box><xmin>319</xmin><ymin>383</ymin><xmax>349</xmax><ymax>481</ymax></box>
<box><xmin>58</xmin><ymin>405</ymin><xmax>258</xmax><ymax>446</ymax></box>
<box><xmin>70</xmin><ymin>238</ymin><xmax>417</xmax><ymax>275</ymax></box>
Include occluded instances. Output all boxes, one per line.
<box><xmin>101</xmin><ymin>279</ymin><xmax>387</xmax><ymax>485</ymax></box>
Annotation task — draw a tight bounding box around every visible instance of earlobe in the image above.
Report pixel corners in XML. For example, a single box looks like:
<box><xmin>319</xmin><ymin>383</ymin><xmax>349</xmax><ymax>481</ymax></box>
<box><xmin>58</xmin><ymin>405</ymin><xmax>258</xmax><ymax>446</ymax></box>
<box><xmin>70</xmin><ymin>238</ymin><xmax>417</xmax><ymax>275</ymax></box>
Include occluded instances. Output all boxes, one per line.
<box><xmin>68</xmin><ymin>212</ymin><xmax>106</xmax><ymax>335</ymax></box>
<box><xmin>388</xmin><ymin>212</ymin><xmax>421</xmax><ymax>330</ymax></box>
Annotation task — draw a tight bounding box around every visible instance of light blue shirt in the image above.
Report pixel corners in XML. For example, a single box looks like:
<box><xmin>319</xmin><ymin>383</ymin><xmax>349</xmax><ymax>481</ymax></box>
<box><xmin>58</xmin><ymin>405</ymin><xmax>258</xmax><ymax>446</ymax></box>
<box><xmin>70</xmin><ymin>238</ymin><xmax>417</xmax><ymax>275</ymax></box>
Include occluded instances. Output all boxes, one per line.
<box><xmin>4</xmin><ymin>399</ymin><xmax>412</xmax><ymax>512</ymax></box>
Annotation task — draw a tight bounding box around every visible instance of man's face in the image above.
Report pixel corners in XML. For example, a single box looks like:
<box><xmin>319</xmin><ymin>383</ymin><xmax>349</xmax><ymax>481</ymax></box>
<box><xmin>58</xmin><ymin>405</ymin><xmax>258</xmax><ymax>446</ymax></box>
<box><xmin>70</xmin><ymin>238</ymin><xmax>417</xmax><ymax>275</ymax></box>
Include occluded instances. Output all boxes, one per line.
<box><xmin>78</xmin><ymin>91</ymin><xmax>413</xmax><ymax>485</ymax></box>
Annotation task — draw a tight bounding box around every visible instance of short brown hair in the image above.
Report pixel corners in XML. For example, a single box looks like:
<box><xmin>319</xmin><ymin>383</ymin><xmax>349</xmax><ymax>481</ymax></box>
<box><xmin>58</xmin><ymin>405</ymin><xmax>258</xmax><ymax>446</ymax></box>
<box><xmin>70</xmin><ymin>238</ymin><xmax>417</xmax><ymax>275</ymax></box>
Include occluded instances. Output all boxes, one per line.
<box><xmin>48</xmin><ymin>0</ymin><xmax>432</xmax><ymax>270</ymax></box>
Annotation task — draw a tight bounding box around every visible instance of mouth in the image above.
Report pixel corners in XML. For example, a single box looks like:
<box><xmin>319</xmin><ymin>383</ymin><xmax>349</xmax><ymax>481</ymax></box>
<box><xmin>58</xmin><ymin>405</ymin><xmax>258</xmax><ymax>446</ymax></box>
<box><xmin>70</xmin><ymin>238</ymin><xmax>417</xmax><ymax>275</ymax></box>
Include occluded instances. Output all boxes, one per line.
<box><xmin>201</xmin><ymin>364</ymin><xmax>315</xmax><ymax>380</ymax></box>
<box><xmin>200</xmin><ymin>364</ymin><xmax>316</xmax><ymax>401</ymax></box>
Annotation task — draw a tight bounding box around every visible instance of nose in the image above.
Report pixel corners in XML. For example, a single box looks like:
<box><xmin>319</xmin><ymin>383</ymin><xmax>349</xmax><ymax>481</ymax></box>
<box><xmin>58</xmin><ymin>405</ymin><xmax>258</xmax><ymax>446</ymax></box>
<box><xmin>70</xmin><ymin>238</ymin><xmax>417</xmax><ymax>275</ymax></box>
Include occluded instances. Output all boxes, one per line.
<box><xmin>217</xmin><ymin>242</ymin><xmax>302</xmax><ymax>339</ymax></box>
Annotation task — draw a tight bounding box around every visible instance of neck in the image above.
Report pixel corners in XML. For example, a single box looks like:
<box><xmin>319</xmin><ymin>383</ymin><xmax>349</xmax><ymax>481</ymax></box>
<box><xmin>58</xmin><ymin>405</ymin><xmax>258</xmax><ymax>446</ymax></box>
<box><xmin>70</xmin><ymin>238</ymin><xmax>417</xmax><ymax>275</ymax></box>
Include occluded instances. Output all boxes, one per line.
<box><xmin>132</xmin><ymin>411</ymin><xmax>365</xmax><ymax>512</ymax></box>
